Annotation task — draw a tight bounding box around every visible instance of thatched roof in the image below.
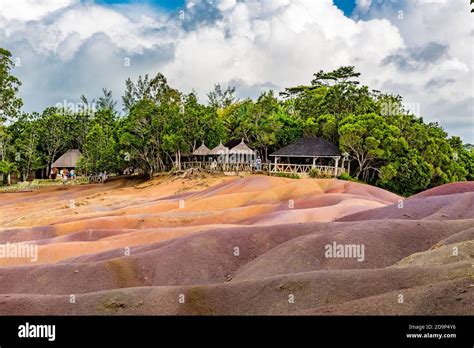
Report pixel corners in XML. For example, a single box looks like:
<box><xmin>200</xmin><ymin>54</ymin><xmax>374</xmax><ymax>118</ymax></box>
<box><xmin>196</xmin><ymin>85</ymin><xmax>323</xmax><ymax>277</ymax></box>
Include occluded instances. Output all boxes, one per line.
<box><xmin>52</xmin><ymin>149</ymin><xmax>82</xmax><ymax>168</ymax></box>
<box><xmin>270</xmin><ymin>137</ymin><xmax>341</xmax><ymax>157</ymax></box>
<box><xmin>209</xmin><ymin>142</ymin><xmax>229</xmax><ymax>155</ymax></box>
<box><xmin>229</xmin><ymin>139</ymin><xmax>254</xmax><ymax>155</ymax></box>
<box><xmin>192</xmin><ymin>142</ymin><xmax>210</xmax><ymax>156</ymax></box>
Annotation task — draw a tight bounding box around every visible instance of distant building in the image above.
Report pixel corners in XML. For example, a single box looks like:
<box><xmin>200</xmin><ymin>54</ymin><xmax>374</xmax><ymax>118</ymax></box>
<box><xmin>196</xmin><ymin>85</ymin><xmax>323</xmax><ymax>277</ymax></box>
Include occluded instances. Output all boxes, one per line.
<box><xmin>229</xmin><ymin>139</ymin><xmax>256</xmax><ymax>163</ymax></box>
<box><xmin>209</xmin><ymin>142</ymin><xmax>230</xmax><ymax>162</ymax></box>
<box><xmin>182</xmin><ymin>137</ymin><xmax>345</xmax><ymax>176</ymax></box>
<box><xmin>52</xmin><ymin>149</ymin><xmax>82</xmax><ymax>171</ymax></box>
<box><xmin>269</xmin><ymin>137</ymin><xmax>343</xmax><ymax>177</ymax></box>
<box><xmin>208</xmin><ymin>139</ymin><xmax>256</xmax><ymax>163</ymax></box>
<box><xmin>192</xmin><ymin>142</ymin><xmax>211</xmax><ymax>157</ymax></box>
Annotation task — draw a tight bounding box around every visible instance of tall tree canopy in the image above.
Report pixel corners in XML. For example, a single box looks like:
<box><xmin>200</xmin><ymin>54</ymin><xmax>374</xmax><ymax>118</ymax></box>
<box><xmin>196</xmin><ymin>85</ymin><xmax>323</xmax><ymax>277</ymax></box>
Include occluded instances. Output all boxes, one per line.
<box><xmin>0</xmin><ymin>48</ymin><xmax>23</xmax><ymax>121</ymax></box>
<box><xmin>0</xmin><ymin>53</ymin><xmax>472</xmax><ymax>195</ymax></box>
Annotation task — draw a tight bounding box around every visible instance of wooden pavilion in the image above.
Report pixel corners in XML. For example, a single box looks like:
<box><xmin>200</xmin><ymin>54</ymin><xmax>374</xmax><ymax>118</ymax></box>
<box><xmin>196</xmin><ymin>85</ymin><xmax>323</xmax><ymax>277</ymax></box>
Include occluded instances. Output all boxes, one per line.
<box><xmin>269</xmin><ymin>137</ymin><xmax>344</xmax><ymax>177</ymax></box>
<box><xmin>229</xmin><ymin>139</ymin><xmax>256</xmax><ymax>163</ymax></box>
<box><xmin>209</xmin><ymin>142</ymin><xmax>229</xmax><ymax>162</ymax></box>
<box><xmin>192</xmin><ymin>142</ymin><xmax>211</xmax><ymax>160</ymax></box>
<box><xmin>52</xmin><ymin>149</ymin><xmax>82</xmax><ymax>171</ymax></box>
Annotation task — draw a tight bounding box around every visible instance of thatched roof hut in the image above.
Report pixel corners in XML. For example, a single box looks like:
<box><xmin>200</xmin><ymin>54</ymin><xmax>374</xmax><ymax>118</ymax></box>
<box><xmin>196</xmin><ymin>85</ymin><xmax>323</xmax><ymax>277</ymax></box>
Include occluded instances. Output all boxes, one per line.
<box><xmin>192</xmin><ymin>142</ymin><xmax>210</xmax><ymax>156</ymax></box>
<box><xmin>229</xmin><ymin>139</ymin><xmax>254</xmax><ymax>155</ymax></box>
<box><xmin>270</xmin><ymin>137</ymin><xmax>340</xmax><ymax>158</ymax></box>
<box><xmin>209</xmin><ymin>142</ymin><xmax>229</xmax><ymax>155</ymax></box>
<box><xmin>52</xmin><ymin>149</ymin><xmax>81</xmax><ymax>168</ymax></box>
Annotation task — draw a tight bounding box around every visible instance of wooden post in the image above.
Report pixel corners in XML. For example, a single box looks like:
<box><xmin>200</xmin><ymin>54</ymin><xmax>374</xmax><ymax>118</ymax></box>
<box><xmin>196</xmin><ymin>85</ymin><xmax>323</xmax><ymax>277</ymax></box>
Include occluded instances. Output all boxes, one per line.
<box><xmin>334</xmin><ymin>157</ymin><xmax>340</xmax><ymax>178</ymax></box>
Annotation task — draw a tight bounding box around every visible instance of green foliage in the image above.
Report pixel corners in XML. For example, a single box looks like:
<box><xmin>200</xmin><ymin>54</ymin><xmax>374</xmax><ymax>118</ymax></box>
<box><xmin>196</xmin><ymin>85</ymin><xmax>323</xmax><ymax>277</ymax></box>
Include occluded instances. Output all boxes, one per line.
<box><xmin>0</xmin><ymin>48</ymin><xmax>23</xmax><ymax>121</ymax></box>
<box><xmin>207</xmin><ymin>84</ymin><xmax>236</xmax><ymax>109</ymax></box>
<box><xmin>0</xmin><ymin>160</ymin><xmax>16</xmax><ymax>175</ymax></box>
<box><xmin>378</xmin><ymin>151</ymin><xmax>433</xmax><ymax>196</ymax></box>
<box><xmin>308</xmin><ymin>168</ymin><xmax>332</xmax><ymax>179</ymax></box>
<box><xmin>308</xmin><ymin>168</ymin><xmax>321</xmax><ymax>178</ymax></box>
<box><xmin>273</xmin><ymin>172</ymin><xmax>300</xmax><ymax>179</ymax></box>
<box><xmin>337</xmin><ymin>172</ymin><xmax>353</xmax><ymax>181</ymax></box>
<box><xmin>119</xmin><ymin>98</ymin><xmax>167</xmax><ymax>177</ymax></box>
<box><xmin>9</xmin><ymin>113</ymin><xmax>42</xmax><ymax>180</ymax></box>
<box><xmin>37</xmin><ymin>107</ymin><xmax>72</xmax><ymax>170</ymax></box>
<box><xmin>0</xmin><ymin>53</ymin><xmax>472</xmax><ymax>195</ymax></box>
<box><xmin>78</xmin><ymin>123</ymin><xmax>119</xmax><ymax>174</ymax></box>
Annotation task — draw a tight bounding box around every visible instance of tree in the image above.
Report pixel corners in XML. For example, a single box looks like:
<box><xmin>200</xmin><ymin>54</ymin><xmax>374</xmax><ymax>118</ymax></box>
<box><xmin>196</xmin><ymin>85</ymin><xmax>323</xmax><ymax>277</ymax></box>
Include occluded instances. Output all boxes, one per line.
<box><xmin>10</xmin><ymin>113</ymin><xmax>42</xmax><ymax>181</ymax></box>
<box><xmin>122</xmin><ymin>75</ymin><xmax>151</xmax><ymax>114</ymax></box>
<box><xmin>122</xmin><ymin>73</ymin><xmax>181</xmax><ymax>114</ymax></box>
<box><xmin>207</xmin><ymin>84</ymin><xmax>236</xmax><ymax>109</ymax></box>
<box><xmin>0</xmin><ymin>48</ymin><xmax>23</xmax><ymax>121</ymax></box>
<box><xmin>0</xmin><ymin>48</ymin><xmax>23</xmax><ymax>184</ymax></box>
<box><xmin>0</xmin><ymin>127</ymin><xmax>14</xmax><ymax>184</ymax></box>
<box><xmin>378</xmin><ymin>151</ymin><xmax>433</xmax><ymax>196</ymax></box>
<box><xmin>37</xmin><ymin>108</ymin><xmax>70</xmax><ymax>174</ymax></box>
<box><xmin>282</xmin><ymin>66</ymin><xmax>360</xmax><ymax>96</ymax></box>
<box><xmin>0</xmin><ymin>160</ymin><xmax>17</xmax><ymax>185</ymax></box>
<box><xmin>78</xmin><ymin>123</ymin><xmax>119</xmax><ymax>174</ymax></box>
<box><xmin>246</xmin><ymin>91</ymin><xmax>282</xmax><ymax>160</ymax></box>
<box><xmin>179</xmin><ymin>92</ymin><xmax>226</xmax><ymax>152</ymax></box>
<box><xmin>339</xmin><ymin>113</ymin><xmax>400</xmax><ymax>181</ymax></box>
<box><xmin>119</xmin><ymin>99</ymin><xmax>167</xmax><ymax>178</ymax></box>
<box><xmin>96</xmin><ymin>88</ymin><xmax>117</xmax><ymax>112</ymax></box>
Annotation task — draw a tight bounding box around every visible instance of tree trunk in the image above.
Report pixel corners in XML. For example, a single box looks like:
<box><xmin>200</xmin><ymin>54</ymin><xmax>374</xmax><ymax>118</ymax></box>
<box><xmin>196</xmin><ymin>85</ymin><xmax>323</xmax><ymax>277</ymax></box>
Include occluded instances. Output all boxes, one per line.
<box><xmin>178</xmin><ymin>149</ymin><xmax>181</xmax><ymax>171</ymax></box>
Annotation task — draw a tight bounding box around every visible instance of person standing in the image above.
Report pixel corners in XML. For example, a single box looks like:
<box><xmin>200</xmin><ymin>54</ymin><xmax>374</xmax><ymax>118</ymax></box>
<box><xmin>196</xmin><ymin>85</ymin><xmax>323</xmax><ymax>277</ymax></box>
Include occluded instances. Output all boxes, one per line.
<box><xmin>62</xmin><ymin>170</ymin><xmax>68</xmax><ymax>185</ymax></box>
<box><xmin>255</xmin><ymin>157</ymin><xmax>262</xmax><ymax>171</ymax></box>
<box><xmin>51</xmin><ymin>168</ymin><xmax>58</xmax><ymax>180</ymax></box>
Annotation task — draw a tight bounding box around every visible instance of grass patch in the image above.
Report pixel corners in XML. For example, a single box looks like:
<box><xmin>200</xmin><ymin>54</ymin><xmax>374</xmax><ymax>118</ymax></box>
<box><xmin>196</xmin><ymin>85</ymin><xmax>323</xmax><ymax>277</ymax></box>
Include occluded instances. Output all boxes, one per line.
<box><xmin>273</xmin><ymin>172</ymin><xmax>300</xmax><ymax>179</ymax></box>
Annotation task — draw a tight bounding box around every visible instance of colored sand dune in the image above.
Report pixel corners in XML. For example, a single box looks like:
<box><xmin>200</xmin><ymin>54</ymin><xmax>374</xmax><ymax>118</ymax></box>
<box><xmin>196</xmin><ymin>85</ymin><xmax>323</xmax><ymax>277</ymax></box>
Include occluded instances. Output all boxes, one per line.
<box><xmin>0</xmin><ymin>175</ymin><xmax>472</xmax><ymax>315</ymax></box>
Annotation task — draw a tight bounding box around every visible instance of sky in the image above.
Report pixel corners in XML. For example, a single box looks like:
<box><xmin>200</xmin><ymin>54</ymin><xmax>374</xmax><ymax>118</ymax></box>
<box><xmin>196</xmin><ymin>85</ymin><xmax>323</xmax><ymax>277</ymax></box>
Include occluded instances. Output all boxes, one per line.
<box><xmin>0</xmin><ymin>0</ymin><xmax>472</xmax><ymax>142</ymax></box>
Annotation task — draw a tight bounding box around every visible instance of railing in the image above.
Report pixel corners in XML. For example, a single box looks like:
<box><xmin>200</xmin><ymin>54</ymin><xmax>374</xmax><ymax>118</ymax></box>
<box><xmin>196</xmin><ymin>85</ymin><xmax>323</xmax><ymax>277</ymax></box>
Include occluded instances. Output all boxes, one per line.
<box><xmin>268</xmin><ymin>164</ymin><xmax>345</xmax><ymax>177</ymax></box>
<box><xmin>178</xmin><ymin>161</ymin><xmax>346</xmax><ymax>177</ymax></box>
<box><xmin>180</xmin><ymin>161</ymin><xmax>256</xmax><ymax>172</ymax></box>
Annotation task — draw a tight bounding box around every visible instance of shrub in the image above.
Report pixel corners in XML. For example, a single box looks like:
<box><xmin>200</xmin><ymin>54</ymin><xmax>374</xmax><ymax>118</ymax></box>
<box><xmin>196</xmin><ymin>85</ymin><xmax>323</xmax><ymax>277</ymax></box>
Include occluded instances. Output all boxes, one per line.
<box><xmin>338</xmin><ymin>172</ymin><xmax>353</xmax><ymax>181</ymax></box>
<box><xmin>308</xmin><ymin>168</ymin><xmax>321</xmax><ymax>178</ymax></box>
<box><xmin>274</xmin><ymin>172</ymin><xmax>300</xmax><ymax>179</ymax></box>
<box><xmin>309</xmin><ymin>168</ymin><xmax>333</xmax><ymax>179</ymax></box>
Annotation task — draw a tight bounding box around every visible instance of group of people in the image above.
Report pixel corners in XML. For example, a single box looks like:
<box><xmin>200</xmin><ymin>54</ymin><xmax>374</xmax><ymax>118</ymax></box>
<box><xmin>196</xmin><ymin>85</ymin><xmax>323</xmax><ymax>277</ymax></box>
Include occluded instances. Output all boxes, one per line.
<box><xmin>50</xmin><ymin>167</ymin><xmax>108</xmax><ymax>184</ymax></box>
<box><xmin>50</xmin><ymin>168</ymin><xmax>76</xmax><ymax>183</ymax></box>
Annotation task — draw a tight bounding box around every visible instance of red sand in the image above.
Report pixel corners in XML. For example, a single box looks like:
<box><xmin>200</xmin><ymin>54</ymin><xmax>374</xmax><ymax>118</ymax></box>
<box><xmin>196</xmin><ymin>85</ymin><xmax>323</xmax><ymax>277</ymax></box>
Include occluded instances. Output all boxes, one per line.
<box><xmin>0</xmin><ymin>176</ymin><xmax>472</xmax><ymax>315</ymax></box>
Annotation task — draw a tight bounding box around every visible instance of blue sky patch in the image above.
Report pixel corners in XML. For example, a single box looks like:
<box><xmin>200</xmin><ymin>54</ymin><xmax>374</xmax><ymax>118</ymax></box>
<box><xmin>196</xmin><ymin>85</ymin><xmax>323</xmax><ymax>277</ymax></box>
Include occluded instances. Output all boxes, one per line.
<box><xmin>93</xmin><ymin>0</ymin><xmax>357</xmax><ymax>16</ymax></box>
<box><xmin>333</xmin><ymin>0</ymin><xmax>357</xmax><ymax>16</ymax></box>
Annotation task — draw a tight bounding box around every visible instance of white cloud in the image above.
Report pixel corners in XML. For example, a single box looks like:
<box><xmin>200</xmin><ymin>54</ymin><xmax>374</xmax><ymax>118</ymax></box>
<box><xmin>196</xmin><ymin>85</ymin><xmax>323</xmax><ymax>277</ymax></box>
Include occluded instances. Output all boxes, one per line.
<box><xmin>164</xmin><ymin>0</ymin><xmax>404</xmax><ymax>100</ymax></box>
<box><xmin>0</xmin><ymin>0</ymin><xmax>76</xmax><ymax>22</ymax></box>
<box><xmin>355</xmin><ymin>0</ymin><xmax>473</xmax><ymax>141</ymax></box>
<box><xmin>356</xmin><ymin>0</ymin><xmax>372</xmax><ymax>14</ymax></box>
<box><xmin>217</xmin><ymin>0</ymin><xmax>237</xmax><ymax>12</ymax></box>
<box><xmin>0</xmin><ymin>0</ymin><xmax>471</xmax><ymax>142</ymax></box>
